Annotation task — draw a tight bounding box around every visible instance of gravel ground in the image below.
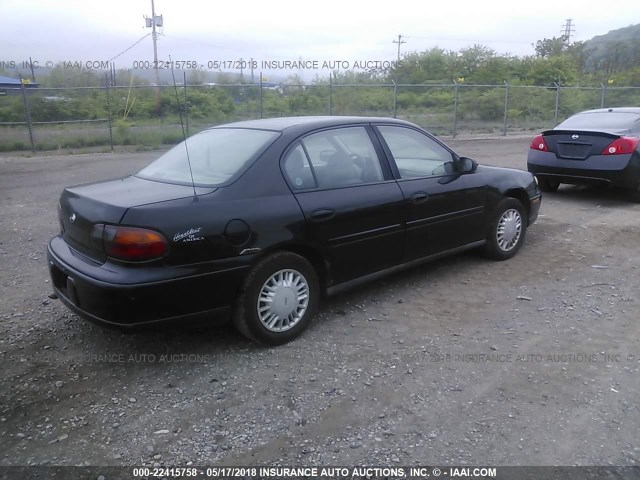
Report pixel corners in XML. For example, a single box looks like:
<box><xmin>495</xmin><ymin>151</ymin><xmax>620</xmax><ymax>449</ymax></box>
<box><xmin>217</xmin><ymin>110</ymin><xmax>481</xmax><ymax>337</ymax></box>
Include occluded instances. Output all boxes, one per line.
<box><xmin>0</xmin><ymin>137</ymin><xmax>639</xmax><ymax>467</ymax></box>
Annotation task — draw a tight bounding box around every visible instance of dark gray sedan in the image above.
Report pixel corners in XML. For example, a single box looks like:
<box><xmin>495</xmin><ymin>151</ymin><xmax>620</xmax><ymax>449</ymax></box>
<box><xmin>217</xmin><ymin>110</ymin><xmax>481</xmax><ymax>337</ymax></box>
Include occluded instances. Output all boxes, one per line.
<box><xmin>527</xmin><ymin>107</ymin><xmax>640</xmax><ymax>192</ymax></box>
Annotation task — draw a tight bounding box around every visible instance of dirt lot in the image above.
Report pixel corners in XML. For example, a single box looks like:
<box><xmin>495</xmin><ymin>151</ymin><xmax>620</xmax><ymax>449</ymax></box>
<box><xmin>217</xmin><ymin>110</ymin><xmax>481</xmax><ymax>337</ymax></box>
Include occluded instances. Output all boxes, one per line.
<box><xmin>1</xmin><ymin>137</ymin><xmax>639</xmax><ymax>468</ymax></box>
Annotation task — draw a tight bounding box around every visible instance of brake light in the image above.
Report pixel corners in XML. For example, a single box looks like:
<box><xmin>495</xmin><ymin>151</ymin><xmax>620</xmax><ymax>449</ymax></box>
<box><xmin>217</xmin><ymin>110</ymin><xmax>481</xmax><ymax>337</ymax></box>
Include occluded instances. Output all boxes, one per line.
<box><xmin>102</xmin><ymin>225</ymin><xmax>168</xmax><ymax>261</ymax></box>
<box><xmin>530</xmin><ymin>134</ymin><xmax>548</xmax><ymax>152</ymax></box>
<box><xmin>601</xmin><ymin>137</ymin><xmax>639</xmax><ymax>155</ymax></box>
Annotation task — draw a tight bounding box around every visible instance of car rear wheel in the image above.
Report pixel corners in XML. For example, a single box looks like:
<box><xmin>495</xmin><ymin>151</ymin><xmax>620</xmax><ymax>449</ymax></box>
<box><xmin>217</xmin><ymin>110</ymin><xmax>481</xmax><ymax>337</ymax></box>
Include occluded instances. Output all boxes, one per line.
<box><xmin>538</xmin><ymin>177</ymin><xmax>560</xmax><ymax>192</ymax></box>
<box><xmin>483</xmin><ymin>198</ymin><xmax>526</xmax><ymax>261</ymax></box>
<box><xmin>233</xmin><ymin>251</ymin><xmax>319</xmax><ymax>345</ymax></box>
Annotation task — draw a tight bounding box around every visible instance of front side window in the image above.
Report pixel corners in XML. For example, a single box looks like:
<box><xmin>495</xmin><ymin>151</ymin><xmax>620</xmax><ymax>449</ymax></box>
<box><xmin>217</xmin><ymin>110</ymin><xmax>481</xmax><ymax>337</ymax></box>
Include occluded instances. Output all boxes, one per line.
<box><xmin>137</xmin><ymin>128</ymin><xmax>280</xmax><ymax>186</ymax></box>
<box><xmin>377</xmin><ymin>126</ymin><xmax>456</xmax><ymax>179</ymax></box>
<box><xmin>298</xmin><ymin>127</ymin><xmax>384</xmax><ymax>189</ymax></box>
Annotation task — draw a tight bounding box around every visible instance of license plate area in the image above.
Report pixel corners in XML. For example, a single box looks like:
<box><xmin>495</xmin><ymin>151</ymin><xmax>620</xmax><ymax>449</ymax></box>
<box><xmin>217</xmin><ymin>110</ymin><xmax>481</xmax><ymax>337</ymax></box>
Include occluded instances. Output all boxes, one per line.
<box><xmin>557</xmin><ymin>143</ymin><xmax>590</xmax><ymax>160</ymax></box>
<box><xmin>50</xmin><ymin>262</ymin><xmax>80</xmax><ymax>307</ymax></box>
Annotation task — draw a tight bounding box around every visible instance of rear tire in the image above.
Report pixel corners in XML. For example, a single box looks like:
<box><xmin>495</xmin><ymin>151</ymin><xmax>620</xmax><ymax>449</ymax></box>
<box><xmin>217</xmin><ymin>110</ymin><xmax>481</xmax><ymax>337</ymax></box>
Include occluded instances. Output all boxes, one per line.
<box><xmin>483</xmin><ymin>198</ymin><xmax>527</xmax><ymax>261</ymax></box>
<box><xmin>538</xmin><ymin>177</ymin><xmax>560</xmax><ymax>192</ymax></box>
<box><xmin>233</xmin><ymin>251</ymin><xmax>319</xmax><ymax>345</ymax></box>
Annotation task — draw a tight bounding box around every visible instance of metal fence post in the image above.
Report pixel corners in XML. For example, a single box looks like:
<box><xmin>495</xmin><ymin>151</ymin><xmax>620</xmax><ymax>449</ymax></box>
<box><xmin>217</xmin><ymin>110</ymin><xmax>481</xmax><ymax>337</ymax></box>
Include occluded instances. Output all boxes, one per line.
<box><xmin>392</xmin><ymin>80</ymin><xmax>398</xmax><ymax>118</ymax></box>
<box><xmin>183</xmin><ymin>72</ymin><xmax>189</xmax><ymax>137</ymax></box>
<box><xmin>600</xmin><ymin>82</ymin><xmax>606</xmax><ymax>108</ymax></box>
<box><xmin>502</xmin><ymin>81</ymin><xmax>509</xmax><ymax>136</ymax></box>
<box><xmin>259</xmin><ymin>72</ymin><xmax>264</xmax><ymax>119</ymax></box>
<box><xmin>553</xmin><ymin>82</ymin><xmax>560</xmax><ymax>127</ymax></box>
<box><xmin>328</xmin><ymin>74</ymin><xmax>333</xmax><ymax>116</ymax></box>
<box><xmin>452</xmin><ymin>82</ymin><xmax>459</xmax><ymax>138</ymax></box>
<box><xmin>105</xmin><ymin>75</ymin><xmax>114</xmax><ymax>152</ymax></box>
<box><xmin>20</xmin><ymin>81</ymin><xmax>35</xmax><ymax>152</ymax></box>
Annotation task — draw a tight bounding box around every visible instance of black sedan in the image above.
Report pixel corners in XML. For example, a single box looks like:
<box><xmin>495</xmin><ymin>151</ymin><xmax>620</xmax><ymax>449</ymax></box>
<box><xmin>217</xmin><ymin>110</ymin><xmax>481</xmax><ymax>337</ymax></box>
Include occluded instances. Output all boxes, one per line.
<box><xmin>48</xmin><ymin>116</ymin><xmax>541</xmax><ymax>344</ymax></box>
<box><xmin>527</xmin><ymin>107</ymin><xmax>640</xmax><ymax>192</ymax></box>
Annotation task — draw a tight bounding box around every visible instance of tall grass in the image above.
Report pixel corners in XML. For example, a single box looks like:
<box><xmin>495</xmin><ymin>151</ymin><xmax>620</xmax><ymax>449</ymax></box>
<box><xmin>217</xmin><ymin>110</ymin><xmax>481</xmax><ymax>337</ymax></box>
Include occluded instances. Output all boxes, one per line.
<box><xmin>0</xmin><ymin>121</ymin><xmax>210</xmax><ymax>153</ymax></box>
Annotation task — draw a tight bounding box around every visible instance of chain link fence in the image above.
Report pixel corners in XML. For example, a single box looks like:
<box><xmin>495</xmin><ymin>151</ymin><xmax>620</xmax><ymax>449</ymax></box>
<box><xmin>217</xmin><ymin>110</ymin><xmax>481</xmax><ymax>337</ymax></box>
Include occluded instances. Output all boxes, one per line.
<box><xmin>2</xmin><ymin>78</ymin><xmax>640</xmax><ymax>153</ymax></box>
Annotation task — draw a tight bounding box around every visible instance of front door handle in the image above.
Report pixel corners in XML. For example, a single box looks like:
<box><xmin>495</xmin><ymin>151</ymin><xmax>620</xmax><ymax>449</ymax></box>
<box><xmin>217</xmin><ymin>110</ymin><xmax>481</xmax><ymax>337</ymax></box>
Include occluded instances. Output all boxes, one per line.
<box><xmin>410</xmin><ymin>192</ymin><xmax>429</xmax><ymax>204</ymax></box>
<box><xmin>310</xmin><ymin>209</ymin><xmax>335</xmax><ymax>221</ymax></box>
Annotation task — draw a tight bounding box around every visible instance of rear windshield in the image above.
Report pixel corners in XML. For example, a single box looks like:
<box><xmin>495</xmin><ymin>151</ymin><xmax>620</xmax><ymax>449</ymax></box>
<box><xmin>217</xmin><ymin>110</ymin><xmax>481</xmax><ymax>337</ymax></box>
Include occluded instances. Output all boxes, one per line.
<box><xmin>556</xmin><ymin>112</ymin><xmax>640</xmax><ymax>131</ymax></box>
<box><xmin>137</xmin><ymin>128</ymin><xmax>280</xmax><ymax>186</ymax></box>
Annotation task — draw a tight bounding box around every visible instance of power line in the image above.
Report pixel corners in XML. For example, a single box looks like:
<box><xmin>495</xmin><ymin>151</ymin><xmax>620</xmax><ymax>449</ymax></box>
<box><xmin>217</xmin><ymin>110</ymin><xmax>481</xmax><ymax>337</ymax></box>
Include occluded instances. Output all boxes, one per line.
<box><xmin>156</xmin><ymin>33</ymin><xmax>228</xmax><ymax>49</ymax></box>
<box><xmin>107</xmin><ymin>33</ymin><xmax>151</xmax><ymax>62</ymax></box>
<box><xmin>405</xmin><ymin>35</ymin><xmax>536</xmax><ymax>45</ymax></box>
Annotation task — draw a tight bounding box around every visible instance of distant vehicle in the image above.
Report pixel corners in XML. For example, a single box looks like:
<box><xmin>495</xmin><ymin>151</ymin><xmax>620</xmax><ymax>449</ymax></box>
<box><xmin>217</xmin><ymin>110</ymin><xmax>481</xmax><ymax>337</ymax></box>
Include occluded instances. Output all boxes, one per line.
<box><xmin>527</xmin><ymin>107</ymin><xmax>640</xmax><ymax>192</ymax></box>
<box><xmin>48</xmin><ymin>116</ymin><xmax>540</xmax><ymax>345</ymax></box>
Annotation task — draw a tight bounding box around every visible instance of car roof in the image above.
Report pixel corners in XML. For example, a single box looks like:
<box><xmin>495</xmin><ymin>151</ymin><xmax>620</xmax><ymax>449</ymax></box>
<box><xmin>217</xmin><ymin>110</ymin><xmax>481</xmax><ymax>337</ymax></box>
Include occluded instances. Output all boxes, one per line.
<box><xmin>556</xmin><ymin>107</ymin><xmax>640</xmax><ymax>132</ymax></box>
<box><xmin>207</xmin><ymin>116</ymin><xmax>416</xmax><ymax>132</ymax></box>
<box><xmin>574</xmin><ymin>107</ymin><xmax>640</xmax><ymax>115</ymax></box>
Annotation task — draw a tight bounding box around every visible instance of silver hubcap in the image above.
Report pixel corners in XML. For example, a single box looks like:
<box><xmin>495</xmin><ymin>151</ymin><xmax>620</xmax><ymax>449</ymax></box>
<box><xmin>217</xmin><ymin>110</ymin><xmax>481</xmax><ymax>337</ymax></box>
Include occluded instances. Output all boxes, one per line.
<box><xmin>257</xmin><ymin>269</ymin><xmax>309</xmax><ymax>332</ymax></box>
<box><xmin>496</xmin><ymin>208</ymin><xmax>522</xmax><ymax>252</ymax></box>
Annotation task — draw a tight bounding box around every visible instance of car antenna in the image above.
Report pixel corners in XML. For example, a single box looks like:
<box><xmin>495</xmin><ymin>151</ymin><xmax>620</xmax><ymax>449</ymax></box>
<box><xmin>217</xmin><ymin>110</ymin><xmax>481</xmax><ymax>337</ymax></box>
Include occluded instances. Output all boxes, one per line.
<box><xmin>169</xmin><ymin>55</ymin><xmax>197</xmax><ymax>198</ymax></box>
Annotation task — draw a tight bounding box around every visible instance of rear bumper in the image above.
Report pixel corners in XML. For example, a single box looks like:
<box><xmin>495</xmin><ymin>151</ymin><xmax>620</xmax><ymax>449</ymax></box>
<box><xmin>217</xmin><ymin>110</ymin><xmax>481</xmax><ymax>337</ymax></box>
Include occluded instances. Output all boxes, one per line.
<box><xmin>47</xmin><ymin>236</ymin><xmax>252</xmax><ymax>328</ymax></box>
<box><xmin>527</xmin><ymin>151</ymin><xmax>640</xmax><ymax>189</ymax></box>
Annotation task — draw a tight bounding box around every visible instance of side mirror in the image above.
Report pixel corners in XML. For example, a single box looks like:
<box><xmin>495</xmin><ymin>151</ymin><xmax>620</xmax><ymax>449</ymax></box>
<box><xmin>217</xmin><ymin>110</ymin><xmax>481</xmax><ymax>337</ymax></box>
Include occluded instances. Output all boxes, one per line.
<box><xmin>459</xmin><ymin>157</ymin><xmax>478</xmax><ymax>173</ymax></box>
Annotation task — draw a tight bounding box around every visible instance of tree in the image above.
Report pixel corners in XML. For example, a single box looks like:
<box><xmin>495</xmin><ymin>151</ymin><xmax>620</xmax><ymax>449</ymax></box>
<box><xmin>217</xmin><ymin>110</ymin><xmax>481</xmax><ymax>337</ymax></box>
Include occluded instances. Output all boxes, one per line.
<box><xmin>601</xmin><ymin>41</ymin><xmax>631</xmax><ymax>75</ymax></box>
<box><xmin>526</xmin><ymin>56</ymin><xmax>577</xmax><ymax>86</ymax></box>
<box><xmin>458</xmin><ymin>45</ymin><xmax>497</xmax><ymax>78</ymax></box>
<box><xmin>565</xmin><ymin>41</ymin><xmax>589</xmax><ymax>72</ymax></box>
<box><xmin>40</xmin><ymin>65</ymin><xmax>102</xmax><ymax>88</ymax></box>
<box><xmin>534</xmin><ymin>36</ymin><xmax>568</xmax><ymax>58</ymax></box>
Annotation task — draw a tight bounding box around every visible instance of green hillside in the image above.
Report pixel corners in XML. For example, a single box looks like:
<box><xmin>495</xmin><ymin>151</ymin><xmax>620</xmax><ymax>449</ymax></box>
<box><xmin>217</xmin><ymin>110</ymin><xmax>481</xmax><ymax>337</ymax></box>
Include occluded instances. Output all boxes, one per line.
<box><xmin>583</xmin><ymin>24</ymin><xmax>640</xmax><ymax>73</ymax></box>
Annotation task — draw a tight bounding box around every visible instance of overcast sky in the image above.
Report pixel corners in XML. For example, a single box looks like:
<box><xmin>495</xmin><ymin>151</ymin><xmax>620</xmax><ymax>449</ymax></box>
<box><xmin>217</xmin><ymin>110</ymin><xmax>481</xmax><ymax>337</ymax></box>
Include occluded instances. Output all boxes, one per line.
<box><xmin>2</xmin><ymin>0</ymin><xmax>639</xmax><ymax>79</ymax></box>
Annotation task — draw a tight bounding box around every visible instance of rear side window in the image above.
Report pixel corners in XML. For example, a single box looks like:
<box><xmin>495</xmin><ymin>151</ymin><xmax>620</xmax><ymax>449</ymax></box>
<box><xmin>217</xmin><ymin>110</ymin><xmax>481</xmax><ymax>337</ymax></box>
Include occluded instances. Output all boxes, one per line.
<box><xmin>283</xmin><ymin>144</ymin><xmax>317</xmax><ymax>190</ymax></box>
<box><xmin>298</xmin><ymin>127</ymin><xmax>383</xmax><ymax>189</ymax></box>
<box><xmin>557</xmin><ymin>112</ymin><xmax>640</xmax><ymax>131</ymax></box>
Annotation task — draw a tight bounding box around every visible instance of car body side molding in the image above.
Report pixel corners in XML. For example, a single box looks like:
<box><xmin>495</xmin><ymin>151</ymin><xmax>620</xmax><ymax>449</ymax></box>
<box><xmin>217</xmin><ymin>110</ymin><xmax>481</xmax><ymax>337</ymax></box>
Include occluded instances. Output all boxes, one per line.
<box><xmin>326</xmin><ymin>239</ymin><xmax>486</xmax><ymax>296</ymax></box>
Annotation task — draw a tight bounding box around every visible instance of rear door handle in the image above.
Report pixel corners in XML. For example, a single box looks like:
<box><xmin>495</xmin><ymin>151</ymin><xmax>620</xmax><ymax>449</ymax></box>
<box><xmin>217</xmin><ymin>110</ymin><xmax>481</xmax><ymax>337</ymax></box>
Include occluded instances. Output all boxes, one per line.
<box><xmin>310</xmin><ymin>209</ymin><xmax>335</xmax><ymax>221</ymax></box>
<box><xmin>410</xmin><ymin>192</ymin><xmax>429</xmax><ymax>204</ymax></box>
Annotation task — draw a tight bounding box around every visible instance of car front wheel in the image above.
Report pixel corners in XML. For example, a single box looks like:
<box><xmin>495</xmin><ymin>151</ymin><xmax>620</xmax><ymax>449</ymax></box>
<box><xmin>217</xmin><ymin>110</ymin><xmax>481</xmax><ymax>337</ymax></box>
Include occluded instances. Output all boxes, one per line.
<box><xmin>233</xmin><ymin>251</ymin><xmax>319</xmax><ymax>345</ymax></box>
<box><xmin>483</xmin><ymin>198</ymin><xmax>527</xmax><ymax>261</ymax></box>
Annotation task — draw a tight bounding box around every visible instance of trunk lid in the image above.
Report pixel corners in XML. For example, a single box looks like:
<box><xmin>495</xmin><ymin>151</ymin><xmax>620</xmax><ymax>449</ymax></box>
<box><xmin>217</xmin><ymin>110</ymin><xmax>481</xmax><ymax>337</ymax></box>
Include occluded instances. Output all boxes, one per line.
<box><xmin>542</xmin><ymin>129</ymin><xmax>623</xmax><ymax>160</ymax></box>
<box><xmin>59</xmin><ymin>176</ymin><xmax>214</xmax><ymax>262</ymax></box>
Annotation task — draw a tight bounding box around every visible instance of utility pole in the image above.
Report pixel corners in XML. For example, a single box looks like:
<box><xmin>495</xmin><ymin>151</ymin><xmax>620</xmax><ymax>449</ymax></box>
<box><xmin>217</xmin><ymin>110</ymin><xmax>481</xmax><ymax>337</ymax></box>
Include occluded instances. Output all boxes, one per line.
<box><xmin>28</xmin><ymin>57</ymin><xmax>36</xmax><ymax>82</ymax></box>
<box><xmin>392</xmin><ymin>34</ymin><xmax>406</xmax><ymax>118</ymax></box>
<box><xmin>250</xmin><ymin>58</ymin><xmax>255</xmax><ymax>84</ymax></box>
<box><xmin>393</xmin><ymin>34</ymin><xmax>406</xmax><ymax>68</ymax></box>
<box><xmin>561</xmin><ymin>19</ymin><xmax>574</xmax><ymax>44</ymax></box>
<box><xmin>145</xmin><ymin>0</ymin><xmax>163</xmax><ymax>110</ymax></box>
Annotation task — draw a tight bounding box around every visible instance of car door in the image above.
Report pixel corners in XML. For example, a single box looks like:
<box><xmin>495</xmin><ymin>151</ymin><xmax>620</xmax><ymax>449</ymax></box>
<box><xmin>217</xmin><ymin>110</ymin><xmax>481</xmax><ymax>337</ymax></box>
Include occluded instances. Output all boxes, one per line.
<box><xmin>282</xmin><ymin>125</ymin><xmax>405</xmax><ymax>286</ymax></box>
<box><xmin>374</xmin><ymin>125</ymin><xmax>487</xmax><ymax>261</ymax></box>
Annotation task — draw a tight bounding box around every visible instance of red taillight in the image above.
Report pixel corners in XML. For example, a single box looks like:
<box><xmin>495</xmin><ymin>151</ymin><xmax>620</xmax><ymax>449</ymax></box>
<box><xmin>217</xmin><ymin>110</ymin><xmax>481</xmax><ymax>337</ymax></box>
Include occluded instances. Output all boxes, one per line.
<box><xmin>601</xmin><ymin>136</ymin><xmax>639</xmax><ymax>155</ymax></box>
<box><xmin>102</xmin><ymin>225</ymin><xmax>168</xmax><ymax>262</ymax></box>
<box><xmin>530</xmin><ymin>134</ymin><xmax>548</xmax><ymax>152</ymax></box>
